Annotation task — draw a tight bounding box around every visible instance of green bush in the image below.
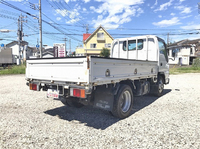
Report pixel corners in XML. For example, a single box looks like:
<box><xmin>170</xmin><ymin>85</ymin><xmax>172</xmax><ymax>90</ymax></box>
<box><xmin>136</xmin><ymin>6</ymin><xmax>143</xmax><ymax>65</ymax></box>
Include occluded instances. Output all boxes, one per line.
<box><xmin>100</xmin><ymin>48</ymin><xmax>110</xmax><ymax>58</ymax></box>
<box><xmin>192</xmin><ymin>58</ymin><xmax>200</xmax><ymax>68</ymax></box>
<box><xmin>0</xmin><ymin>65</ymin><xmax>25</xmax><ymax>75</ymax></box>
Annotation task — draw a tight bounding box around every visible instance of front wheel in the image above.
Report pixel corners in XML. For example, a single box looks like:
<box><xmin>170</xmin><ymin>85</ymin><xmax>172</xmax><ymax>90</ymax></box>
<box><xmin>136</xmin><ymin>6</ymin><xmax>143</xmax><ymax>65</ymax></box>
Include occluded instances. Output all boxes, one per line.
<box><xmin>111</xmin><ymin>84</ymin><xmax>134</xmax><ymax>119</ymax></box>
<box><xmin>155</xmin><ymin>76</ymin><xmax>164</xmax><ymax>97</ymax></box>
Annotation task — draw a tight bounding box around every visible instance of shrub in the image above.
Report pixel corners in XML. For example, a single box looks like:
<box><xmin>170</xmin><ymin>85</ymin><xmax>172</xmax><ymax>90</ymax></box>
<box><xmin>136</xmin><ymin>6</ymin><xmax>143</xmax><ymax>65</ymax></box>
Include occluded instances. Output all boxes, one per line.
<box><xmin>192</xmin><ymin>58</ymin><xmax>200</xmax><ymax>68</ymax></box>
<box><xmin>100</xmin><ymin>48</ymin><xmax>110</xmax><ymax>58</ymax></box>
<box><xmin>0</xmin><ymin>64</ymin><xmax>25</xmax><ymax>75</ymax></box>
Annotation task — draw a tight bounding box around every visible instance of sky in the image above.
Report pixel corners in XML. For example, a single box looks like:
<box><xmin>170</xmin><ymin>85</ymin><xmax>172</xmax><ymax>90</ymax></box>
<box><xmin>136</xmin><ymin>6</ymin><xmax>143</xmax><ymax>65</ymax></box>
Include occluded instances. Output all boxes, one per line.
<box><xmin>0</xmin><ymin>0</ymin><xmax>199</xmax><ymax>52</ymax></box>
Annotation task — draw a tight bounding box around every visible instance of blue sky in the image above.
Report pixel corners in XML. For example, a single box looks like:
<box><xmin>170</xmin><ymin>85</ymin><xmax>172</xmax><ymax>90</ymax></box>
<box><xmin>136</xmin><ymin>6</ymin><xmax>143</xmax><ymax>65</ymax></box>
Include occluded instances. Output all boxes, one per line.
<box><xmin>0</xmin><ymin>0</ymin><xmax>199</xmax><ymax>51</ymax></box>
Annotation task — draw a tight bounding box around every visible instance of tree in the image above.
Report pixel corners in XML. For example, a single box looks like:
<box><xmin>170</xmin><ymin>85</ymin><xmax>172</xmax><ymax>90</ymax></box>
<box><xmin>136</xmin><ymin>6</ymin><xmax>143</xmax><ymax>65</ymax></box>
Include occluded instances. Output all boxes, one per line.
<box><xmin>71</xmin><ymin>51</ymin><xmax>76</xmax><ymax>56</ymax></box>
<box><xmin>100</xmin><ymin>48</ymin><xmax>110</xmax><ymax>58</ymax></box>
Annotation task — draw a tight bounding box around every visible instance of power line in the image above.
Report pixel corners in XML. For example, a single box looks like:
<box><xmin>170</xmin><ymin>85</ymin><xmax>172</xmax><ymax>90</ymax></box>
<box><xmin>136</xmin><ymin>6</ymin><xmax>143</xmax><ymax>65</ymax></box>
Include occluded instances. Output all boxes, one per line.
<box><xmin>0</xmin><ymin>0</ymin><xmax>82</xmax><ymax>42</ymax></box>
<box><xmin>0</xmin><ymin>8</ymin><xmax>20</xmax><ymax>16</ymax></box>
<box><xmin>0</xmin><ymin>13</ymin><xmax>17</xmax><ymax>20</ymax></box>
<box><xmin>0</xmin><ymin>22</ymin><xmax>16</xmax><ymax>29</ymax></box>
<box><xmin>48</xmin><ymin>0</ymin><xmax>85</xmax><ymax>26</ymax></box>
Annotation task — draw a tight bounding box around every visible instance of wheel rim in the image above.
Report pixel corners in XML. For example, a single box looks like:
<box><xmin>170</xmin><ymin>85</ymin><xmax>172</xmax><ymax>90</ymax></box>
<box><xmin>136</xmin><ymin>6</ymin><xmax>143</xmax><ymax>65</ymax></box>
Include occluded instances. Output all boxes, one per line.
<box><xmin>120</xmin><ymin>90</ymin><xmax>132</xmax><ymax>113</ymax></box>
<box><xmin>158</xmin><ymin>78</ymin><xmax>164</xmax><ymax>93</ymax></box>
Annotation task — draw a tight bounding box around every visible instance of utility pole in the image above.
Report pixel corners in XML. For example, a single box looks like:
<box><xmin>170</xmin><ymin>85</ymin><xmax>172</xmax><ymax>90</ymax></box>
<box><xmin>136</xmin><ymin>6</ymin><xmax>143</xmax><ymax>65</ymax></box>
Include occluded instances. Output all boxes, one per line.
<box><xmin>86</xmin><ymin>24</ymin><xmax>89</xmax><ymax>33</ymax></box>
<box><xmin>69</xmin><ymin>39</ymin><xmax>71</xmax><ymax>55</ymax></box>
<box><xmin>39</xmin><ymin>0</ymin><xmax>42</xmax><ymax>58</ymax></box>
<box><xmin>167</xmin><ymin>33</ymin><xmax>169</xmax><ymax>45</ymax></box>
<box><xmin>64</xmin><ymin>38</ymin><xmax>67</xmax><ymax>56</ymax></box>
<box><xmin>17</xmin><ymin>16</ymin><xmax>21</xmax><ymax>65</ymax></box>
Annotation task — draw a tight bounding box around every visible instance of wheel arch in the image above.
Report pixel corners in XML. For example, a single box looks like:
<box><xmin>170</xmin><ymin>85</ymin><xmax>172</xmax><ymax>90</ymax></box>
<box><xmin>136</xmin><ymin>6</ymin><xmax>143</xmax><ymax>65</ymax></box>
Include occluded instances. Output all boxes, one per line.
<box><xmin>158</xmin><ymin>72</ymin><xmax>165</xmax><ymax>84</ymax></box>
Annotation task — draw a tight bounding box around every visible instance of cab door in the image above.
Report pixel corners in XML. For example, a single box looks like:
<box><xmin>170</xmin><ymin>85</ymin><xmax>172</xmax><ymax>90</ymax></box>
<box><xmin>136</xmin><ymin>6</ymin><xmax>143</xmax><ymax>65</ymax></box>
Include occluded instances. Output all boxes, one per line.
<box><xmin>158</xmin><ymin>38</ymin><xmax>169</xmax><ymax>72</ymax></box>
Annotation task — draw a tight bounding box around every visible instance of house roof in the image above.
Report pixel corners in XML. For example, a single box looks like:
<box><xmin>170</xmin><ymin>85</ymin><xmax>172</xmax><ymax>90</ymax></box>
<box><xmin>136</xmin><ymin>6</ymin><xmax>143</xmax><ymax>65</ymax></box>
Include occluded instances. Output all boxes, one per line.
<box><xmin>83</xmin><ymin>33</ymin><xmax>91</xmax><ymax>41</ymax></box>
<box><xmin>6</xmin><ymin>41</ymin><xmax>28</xmax><ymax>47</ymax></box>
<box><xmin>168</xmin><ymin>38</ymin><xmax>200</xmax><ymax>48</ymax></box>
<box><xmin>42</xmin><ymin>51</ymin><xmax>54</xmax><ymax>56</ymax></box>
<box><xmin>43</xmin><ymin>48</ymin><xmax>54</xmax><ymax>53</ymax></box>
<box><xmin>84</xmin><ymin>25</ymin><xmax>114</xmax><ymax>43</ymax></box>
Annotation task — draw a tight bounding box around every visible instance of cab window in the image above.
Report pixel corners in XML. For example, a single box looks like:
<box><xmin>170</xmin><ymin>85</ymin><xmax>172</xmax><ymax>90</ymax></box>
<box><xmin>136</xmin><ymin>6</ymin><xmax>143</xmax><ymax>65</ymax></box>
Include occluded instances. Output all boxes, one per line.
<box><xmin>123</xmin><ymin>39</ymin><xmax>143</xmax><ymax>51</ymax></box>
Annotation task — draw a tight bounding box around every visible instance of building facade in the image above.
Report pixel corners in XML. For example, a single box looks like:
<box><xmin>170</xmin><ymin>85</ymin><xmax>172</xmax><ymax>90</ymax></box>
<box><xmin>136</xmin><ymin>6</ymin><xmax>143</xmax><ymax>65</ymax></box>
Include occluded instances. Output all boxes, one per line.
<box><xmin>76</xmin><ymin>25</ymin><xmax>114</xmax><ymax>56</ymax></box>
<box><xmin>168</xmin><ymin>39</ymin><xmax>200</xmax><ymax>65</ymax></box>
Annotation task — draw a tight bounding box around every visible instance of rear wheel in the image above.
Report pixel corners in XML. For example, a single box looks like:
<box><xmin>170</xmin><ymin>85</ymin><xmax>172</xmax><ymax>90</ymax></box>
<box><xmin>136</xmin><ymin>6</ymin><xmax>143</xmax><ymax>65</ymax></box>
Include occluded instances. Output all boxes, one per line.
<box><xmin>111</xmin><ymin>84</ymin><xmax>133</xmax><ymax>119</ymax></box>
<box><xmin>61</xmin><ymin>97</ymin><xmax>84</xmax><ymax>108</ymax></box>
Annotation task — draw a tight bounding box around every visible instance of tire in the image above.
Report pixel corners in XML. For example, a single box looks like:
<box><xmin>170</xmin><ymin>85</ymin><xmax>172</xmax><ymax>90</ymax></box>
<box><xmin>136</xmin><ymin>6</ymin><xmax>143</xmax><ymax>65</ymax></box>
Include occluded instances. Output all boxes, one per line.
<box><xmin>111</xmin><ymin>84</ymin><xmax>134</xmax><ymax>119</ymax></box>
<box><xmin>61</xmin><ymin>97</ymin><xmax>84</xmax><ymax>108</ymax></box>
<box><xmin>155</xmin><ymin>76</ymin><xmax>164</xmax><ymax>97</ymax></box>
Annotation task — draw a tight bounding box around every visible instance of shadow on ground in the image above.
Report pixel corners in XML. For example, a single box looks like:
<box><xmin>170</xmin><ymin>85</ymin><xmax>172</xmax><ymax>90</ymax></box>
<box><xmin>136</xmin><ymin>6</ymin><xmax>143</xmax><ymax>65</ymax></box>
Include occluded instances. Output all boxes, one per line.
<box><xmin>44</xmin><ymin>89</ymin><xmax>171</xmax><ymax>130</ymax></box>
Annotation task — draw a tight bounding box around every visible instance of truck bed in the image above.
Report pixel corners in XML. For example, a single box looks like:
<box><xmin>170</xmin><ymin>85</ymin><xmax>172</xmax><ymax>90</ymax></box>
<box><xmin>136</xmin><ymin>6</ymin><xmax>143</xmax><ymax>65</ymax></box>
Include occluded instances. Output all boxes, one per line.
<box><xmin>26</xmin><ymin>56</ymin><xmax>158</xmax><ymax>85</ymax></box>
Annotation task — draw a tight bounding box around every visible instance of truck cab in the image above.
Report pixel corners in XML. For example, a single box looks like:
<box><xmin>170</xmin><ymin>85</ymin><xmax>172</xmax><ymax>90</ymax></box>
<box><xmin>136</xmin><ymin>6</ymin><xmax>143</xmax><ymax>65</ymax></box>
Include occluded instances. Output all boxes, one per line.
<box><xmin>111</xmin><ymin>35</ymin><xmax>169</xmax><ymax>84</ymax></box>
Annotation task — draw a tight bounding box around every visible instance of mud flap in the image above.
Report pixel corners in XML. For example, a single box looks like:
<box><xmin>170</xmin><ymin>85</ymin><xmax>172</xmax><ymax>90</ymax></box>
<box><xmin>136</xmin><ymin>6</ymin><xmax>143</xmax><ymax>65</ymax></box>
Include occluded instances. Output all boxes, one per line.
<box><xmin>93</xmin><ymin>85</ymin><xmax>114</xmax><ymax>111</ymax></box>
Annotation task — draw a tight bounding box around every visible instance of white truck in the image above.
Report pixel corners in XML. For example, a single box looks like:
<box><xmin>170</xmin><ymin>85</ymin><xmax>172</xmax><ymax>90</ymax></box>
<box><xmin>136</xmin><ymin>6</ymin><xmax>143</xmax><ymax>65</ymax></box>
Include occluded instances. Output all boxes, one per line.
<box><xmin>0</xmin><ymin>48</ymin><xmax>16</xmax><ymax>68</ymax></box>
<box><xmin>26</xmin><ymin>35</ymin><xmax>169</xmax><ymax>118</ymax></box>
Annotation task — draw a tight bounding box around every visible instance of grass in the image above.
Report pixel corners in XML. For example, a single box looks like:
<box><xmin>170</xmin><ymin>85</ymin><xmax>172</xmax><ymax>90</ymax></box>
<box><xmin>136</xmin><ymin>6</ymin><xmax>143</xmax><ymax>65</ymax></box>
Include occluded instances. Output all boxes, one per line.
<box><xmin>0</xmin><ymin>65</ymin><xmax>26</xmax><ymax>75</ymax></box>
<box><xmin>170</xmin><ymin>66</ymin><xmax>200</xmax><ymax>74</ymax></box>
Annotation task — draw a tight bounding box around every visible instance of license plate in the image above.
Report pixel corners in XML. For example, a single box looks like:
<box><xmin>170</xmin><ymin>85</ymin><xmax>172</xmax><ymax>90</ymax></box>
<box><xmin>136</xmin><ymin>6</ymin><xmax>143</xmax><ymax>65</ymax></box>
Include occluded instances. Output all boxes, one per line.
<box><xmin>47</xmin><ymin>89</ymin><xmax>59</xmax><ymax>98</ymax></box>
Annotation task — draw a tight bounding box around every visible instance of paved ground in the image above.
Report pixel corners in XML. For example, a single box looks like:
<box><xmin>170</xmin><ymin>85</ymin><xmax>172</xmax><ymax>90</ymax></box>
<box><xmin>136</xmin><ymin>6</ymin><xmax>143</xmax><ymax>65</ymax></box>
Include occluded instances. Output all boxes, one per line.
<box><xmin>0</xmin><ymin>74</ymin><xmax>200</xmax><ymax>148</ymax></box>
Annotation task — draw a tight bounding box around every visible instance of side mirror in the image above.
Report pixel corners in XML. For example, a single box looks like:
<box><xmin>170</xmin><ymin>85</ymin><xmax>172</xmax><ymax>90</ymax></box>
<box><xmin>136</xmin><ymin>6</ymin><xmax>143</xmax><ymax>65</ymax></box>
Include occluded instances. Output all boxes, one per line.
<box><xmin>168</xmin><ymin>57</ymin><xmax>175</xmax><ymax>61</ymax></box>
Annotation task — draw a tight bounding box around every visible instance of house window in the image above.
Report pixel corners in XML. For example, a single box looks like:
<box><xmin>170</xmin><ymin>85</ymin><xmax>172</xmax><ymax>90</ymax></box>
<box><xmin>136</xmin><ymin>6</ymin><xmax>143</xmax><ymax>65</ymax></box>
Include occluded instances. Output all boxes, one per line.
<box><xmin>90</xmin><ymin>43</ymin><xmax>96</xmax><ymax>48</ymax></box>
<box><xmin>123</xmin><ymin>39</ymin><xmax>143</xmax><ymax>51</ymax></box>
<box><xmin>97</xmin><ymin>32</ymin><xmax>104</xmax><ymax>39</ymax></box>
<box><xmin>190</xmin><ymin>48</ymin><xmax>193</xmax><ymax>54</ymax></box>
<box><xmin>105</xmin><ymin>43</ymin><xmax>111</xmax><ymax>48</ymax></box>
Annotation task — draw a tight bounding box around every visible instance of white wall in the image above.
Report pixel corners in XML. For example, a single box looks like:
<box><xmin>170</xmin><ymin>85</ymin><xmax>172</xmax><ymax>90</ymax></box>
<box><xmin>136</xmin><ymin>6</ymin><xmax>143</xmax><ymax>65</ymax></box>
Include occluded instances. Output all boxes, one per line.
<box><xmin>168</xmin><ymin>47</ymin><xmax>190</xmax><ymax>65</ymax></box>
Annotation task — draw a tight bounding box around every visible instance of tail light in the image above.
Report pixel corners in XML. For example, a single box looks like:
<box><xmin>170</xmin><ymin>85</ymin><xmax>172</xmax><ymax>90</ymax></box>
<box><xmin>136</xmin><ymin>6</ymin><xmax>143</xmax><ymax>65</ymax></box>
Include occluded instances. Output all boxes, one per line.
<box><xmin>29</xmin><ymin>83</ymin><xmax>39</xmax><ymax>91</ymax></box>
<box><xmin>70</xmin><ymin>88</ymin><xmax>86</xmax><ymax>98</ymax></box>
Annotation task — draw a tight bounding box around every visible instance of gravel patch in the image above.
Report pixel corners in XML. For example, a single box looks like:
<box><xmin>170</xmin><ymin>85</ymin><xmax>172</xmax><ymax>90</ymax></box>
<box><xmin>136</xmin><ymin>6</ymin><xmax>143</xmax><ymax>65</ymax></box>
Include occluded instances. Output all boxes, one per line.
<box><xmin>0</xmin><ymin>74</ymin><xmax>200</xmax><ymax>148</ymax></box>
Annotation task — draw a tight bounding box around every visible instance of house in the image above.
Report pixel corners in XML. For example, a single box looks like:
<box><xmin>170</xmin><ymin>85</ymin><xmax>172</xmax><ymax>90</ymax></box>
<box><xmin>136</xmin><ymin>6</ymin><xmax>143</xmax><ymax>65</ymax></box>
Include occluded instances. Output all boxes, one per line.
<box><xmin>168</xmin><ymin>39</ymin><xmax>200</xmax><ymax>65</ymax></box>
<box><xmin>28</xmin><ymin>47</ymin><xmax>39</xmax><ymax>59</ymax></box>
<box><xmin>5</xmin><ymin>41</ymin><xmax>34</xmax><ymax>64</ymax></box>
<box><xmin>42</xmin><ymin>46</ymin><xmax>54</xmax><ymax>58</ymax></box>
<box><xmin>76</xmin><ymin>25</ymin><xmax>114</xmax><ymax>56</ymax></box>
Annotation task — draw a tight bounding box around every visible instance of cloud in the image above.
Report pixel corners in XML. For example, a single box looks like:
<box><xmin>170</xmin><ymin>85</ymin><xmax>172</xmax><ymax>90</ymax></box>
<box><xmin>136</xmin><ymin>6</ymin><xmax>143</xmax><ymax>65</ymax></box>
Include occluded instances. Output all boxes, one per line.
<box><xmin>83</xmin><ymin>0</ymin><xmax>90</xmax><ymax>3</ymax></box>
<box><xmin>151</xmin><ymin>0</ymin><xmax>158</xmax><ymax>9</ymax></box>
<box><xmin>136</xmin><ymin>8</ymin><xmax>144</xmax><ymax>17</ymax></box>
<box><xmin>180</xmin><ymin>0</ymin><xmax>185</xmax><ymax>3</ymax></box>
<box><xmin>55</xmin><ymin>8</ymin><xmax>81</xmax><ymax>24</ymax></box>
<box><xmin>90</xmin><ymin>6</ymin><xmax>95</xmax><ymax>11</ymax></box>
<box><xmin>181</xmin><ymin>7</ymin><xmax>191</xmax><ymax>14</ymax></box>
<box><xmin>90</xmin><ymin>0</ymin><xmax>144</xmax><ymax>29</ymax></box>
<box><xmin>174</xmin><ymin>6</ymin><xmax>192</xmax><ymax>14</ymax></box>
<box><xmin>66</xmin><ymin>18</ymin><xmax>80</xmax><ymax>24</ymax></box>
<box><xmin>56</xmin><ymin>17</ymin><xmax>61</xmax><ymax>21</ymax></box>
<box><xmin>7</xmin><ymin>0</ymin><xmax>23</xmax><ymax>1</ymax></box>
<box><xmin>158</xmin><ymin>15</ymin><xmax>162</xmax><ymax>18</ymax></box>
<box><xmin>153</xmin><ymin>17</ymin><xmax>181</xmax><ymax>27</ymax></box>
<box><xmin>82</xmin><ymin>8</ymin><xmax>87</xmax><ymax>12</ymax></box>
<box><xmin>65</xmin><ymin>0</ymin><xmax>69</xmax><ymax>3</ymax></box>
<box><xmin>170</xmin><ymin>13</ymin><xmax>175</xmax><ymax>16</ymax></box>
<box><xmin>154</xmin><ymin>0</ymin><xmax>173</xmax><ymax>11</ymax></box>
<box><xmin>181</xmin><ymin>15</ymin><xmax>192</xmax><ymax>19</ymax></box>
<box><xmin>55</xmin><ymin>9</ymin><xmax>68</xmax><ymax>17</ymax></box>
<box><xmin>181</xmin><ymin>24</ymin><xmax>200</xmax><ymax>30</ymax></box>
